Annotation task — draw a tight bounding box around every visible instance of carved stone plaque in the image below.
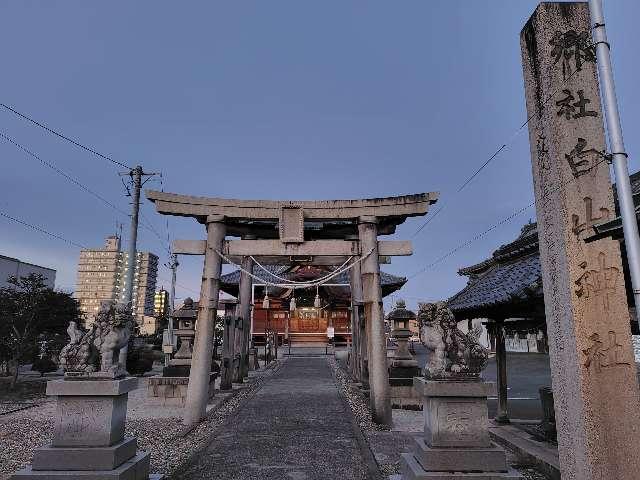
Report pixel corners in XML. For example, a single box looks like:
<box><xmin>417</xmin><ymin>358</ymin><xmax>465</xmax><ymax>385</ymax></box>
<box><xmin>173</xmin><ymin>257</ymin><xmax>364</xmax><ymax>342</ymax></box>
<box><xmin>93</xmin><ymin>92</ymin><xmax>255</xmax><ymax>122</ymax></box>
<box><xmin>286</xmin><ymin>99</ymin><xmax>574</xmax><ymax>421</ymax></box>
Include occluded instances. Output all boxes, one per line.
<box><xmin>279</xmin><ymin>206</ymin><xmax>304</xmax><ymax>243</ymax></box>
<box><xmin>521</xmin><ymin>3</ymin><xmax>640</xmax><ymax>479</ymax></box>
<box><xmin>424</xmin><ymin>396</ymin><xmax>490</xmax><ymax>448</ymax></box>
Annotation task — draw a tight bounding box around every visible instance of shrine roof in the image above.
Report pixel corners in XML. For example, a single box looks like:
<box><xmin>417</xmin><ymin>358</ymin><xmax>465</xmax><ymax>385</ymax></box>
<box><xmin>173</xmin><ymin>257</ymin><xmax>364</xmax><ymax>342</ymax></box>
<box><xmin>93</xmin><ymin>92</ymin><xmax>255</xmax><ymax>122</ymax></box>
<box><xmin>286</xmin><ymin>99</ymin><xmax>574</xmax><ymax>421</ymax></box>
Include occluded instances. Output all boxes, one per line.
<box><xmin>588</xmin><ymin>170</ymin><xmax>640</xmax><ymax>242</ymax></box>
<box><xmin>448</xmin><ymin>223</ymin><xmax>543</xmax><ymax>318</ymax></box>
<box><xmin>220</xmin><ymin>264</ymin><xmax>405</xmax><ymax>299</ymax></box>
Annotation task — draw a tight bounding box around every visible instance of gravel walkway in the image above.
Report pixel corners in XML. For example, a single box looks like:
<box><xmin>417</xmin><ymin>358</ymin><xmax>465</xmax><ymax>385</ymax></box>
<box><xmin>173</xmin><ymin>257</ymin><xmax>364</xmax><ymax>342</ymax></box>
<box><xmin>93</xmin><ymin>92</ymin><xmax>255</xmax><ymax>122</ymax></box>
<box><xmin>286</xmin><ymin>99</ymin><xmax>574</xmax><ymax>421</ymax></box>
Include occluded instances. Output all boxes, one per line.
<box><xmin>328</xmin><ymin>358</ymin><xmax>552</xmax><ymax>480</ymax></box>
<box><xmin>179</xmin><ymin>356</ymin><xmax>371</xmax><ymax>480</ymax></box>
<box><xmin>0</xmin><ymin>366</ymin><xmax>278</xmax><ymax>479</ymax></box>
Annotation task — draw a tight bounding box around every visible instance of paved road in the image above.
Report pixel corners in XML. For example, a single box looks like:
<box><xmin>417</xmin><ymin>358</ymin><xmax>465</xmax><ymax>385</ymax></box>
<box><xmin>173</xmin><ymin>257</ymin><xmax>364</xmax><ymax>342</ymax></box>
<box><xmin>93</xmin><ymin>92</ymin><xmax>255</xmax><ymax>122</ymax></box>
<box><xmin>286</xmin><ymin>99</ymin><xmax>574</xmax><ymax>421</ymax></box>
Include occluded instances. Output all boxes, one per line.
<box><xmin>412</xmin><ymin>343</ymin><xmax>552</xmax><ymax>420</ymax></box>
<box><xmin>181</xmin><ymin>357</ymin><xmax>369</xmax><ymax>480</ymax></box>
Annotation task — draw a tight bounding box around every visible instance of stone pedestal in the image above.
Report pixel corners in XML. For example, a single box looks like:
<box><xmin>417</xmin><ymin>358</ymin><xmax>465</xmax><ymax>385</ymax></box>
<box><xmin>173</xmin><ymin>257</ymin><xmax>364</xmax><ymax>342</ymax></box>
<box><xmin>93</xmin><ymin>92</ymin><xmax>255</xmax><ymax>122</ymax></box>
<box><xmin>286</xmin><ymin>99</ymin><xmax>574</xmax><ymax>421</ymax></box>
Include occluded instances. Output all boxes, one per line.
<box><xmin>147</xmin><ymin>373</ymin><xmax>216</xmax><ymax>406</ymax></box>
<box><xmin>12</xmin><ymin>378</ymin><xmax>162</xmax><ymax>479</ymax></box>
<box><xmin>400</xmin><ymin>378</ymin><xmax>520</xmax><ymax>479</ymax></box>
<box><xmin>248</xmin><ymin>348</ymin><xmax>259</xmax><ymax>371</ymax></box>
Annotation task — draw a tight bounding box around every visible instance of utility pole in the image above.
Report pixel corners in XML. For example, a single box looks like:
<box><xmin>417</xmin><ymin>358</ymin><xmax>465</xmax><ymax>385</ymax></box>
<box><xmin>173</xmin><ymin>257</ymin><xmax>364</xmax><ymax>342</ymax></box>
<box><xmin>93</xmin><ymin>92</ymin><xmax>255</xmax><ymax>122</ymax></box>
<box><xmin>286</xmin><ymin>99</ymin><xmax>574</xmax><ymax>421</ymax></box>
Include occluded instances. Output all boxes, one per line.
<box><xmin>589</xmin><ymin>0</ymin><xmax>640</xmax><ymax>324</ymax></box>
<box><xmin>118</xmin><ymin>165</ymin><xmax>158</xmax><ymax>367</ymax></box>
<box><xmin>163</xmin><ymin>253</ymin><xmax>179</xmax><ymax>366</ymax></box>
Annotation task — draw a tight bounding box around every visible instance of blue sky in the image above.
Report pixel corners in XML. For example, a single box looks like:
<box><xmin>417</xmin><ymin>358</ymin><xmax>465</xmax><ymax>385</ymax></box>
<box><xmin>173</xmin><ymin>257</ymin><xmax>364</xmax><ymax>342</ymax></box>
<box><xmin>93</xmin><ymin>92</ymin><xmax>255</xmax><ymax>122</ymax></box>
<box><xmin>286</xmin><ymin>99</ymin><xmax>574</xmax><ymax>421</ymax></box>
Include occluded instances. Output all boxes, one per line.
<box><xmin>1</xmin><ymin>1</ymin><xmax>639</xmax><ymax>312</ymax></box>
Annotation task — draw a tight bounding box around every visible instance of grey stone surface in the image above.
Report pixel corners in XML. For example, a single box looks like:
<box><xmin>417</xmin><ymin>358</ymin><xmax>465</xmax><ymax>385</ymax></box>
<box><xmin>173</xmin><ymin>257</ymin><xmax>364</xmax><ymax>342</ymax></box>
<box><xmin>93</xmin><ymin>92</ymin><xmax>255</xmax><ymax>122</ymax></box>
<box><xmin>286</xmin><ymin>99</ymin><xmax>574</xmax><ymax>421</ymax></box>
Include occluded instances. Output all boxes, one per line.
<box><xmin>183</xmin><ymin>218</ymin><xmax>225</xmax><ymax>426</ymax></box>
<box><xmin>47</xmin><ymin>378</ymin><xmax>138</xmax><ymax>397</ymax></box>
<box><xmin>400</xmin><ymin>453</ymin><xmax>522</xmax><ymax>480</ymax></box>
<box><xmin>390</xmin><ymin>384</ymin><xmax>422</xmax><ymax>410</ymax></box>
<box><xmin>32</xmin><ymin>438</ymin><xmax>137</xmax><ymax>471</ymax></box>
<box><xmin>414</xmin><ymin>378</ymin><xmax>495</xmax><ymax>397</ymax></box>
<box><xmin>146</xmin><ymin>374</ymin><xmax>215</xmax><ymax>406</ymax></box>
<box><xmin>52</xmin><ymin>394</ymin><xmax>128</xmax><ymax>447</ymax></box>
<box><xmin>521</xmin><ymin>3</ymin><xmax>640</xmax><ymax>479</ymax></box>
<box><xmin>489</xmin><ymin>423</ymin><xmax>559</xmax><ymax>480</ymax></box>
<box><xmin>411</xmin><ymin>437</ymin><xmax>507</xmax><ymax>473</ymax></box>
<box><xmin>178</xmin><ymin>357</ymin><xmax>369</xmax><ymax>479</ymax></box>
<box><xmin>11</xmin><ymin>451</ymin><xmax>150</xmax><ymax>480</ymax></box>
<box><xmin>423</xmin><ymin>395</ymin><xmax>491</xmax><ymax>448</ymax></box>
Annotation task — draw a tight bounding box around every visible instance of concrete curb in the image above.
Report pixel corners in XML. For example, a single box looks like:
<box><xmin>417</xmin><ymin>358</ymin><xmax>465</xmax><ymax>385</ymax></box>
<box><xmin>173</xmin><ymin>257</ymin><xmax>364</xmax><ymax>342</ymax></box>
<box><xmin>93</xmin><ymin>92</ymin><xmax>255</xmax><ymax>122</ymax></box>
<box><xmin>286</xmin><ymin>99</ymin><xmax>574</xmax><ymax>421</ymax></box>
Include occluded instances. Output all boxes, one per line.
<box><xmin>328</xmin><ymin>358</ymin><xmax>384</xmax><ymax>480</ymax></box>
<box><xmin>489</xmin><ymin>422</ymin><xmax>560</xmax><ymax>480</ymax></box>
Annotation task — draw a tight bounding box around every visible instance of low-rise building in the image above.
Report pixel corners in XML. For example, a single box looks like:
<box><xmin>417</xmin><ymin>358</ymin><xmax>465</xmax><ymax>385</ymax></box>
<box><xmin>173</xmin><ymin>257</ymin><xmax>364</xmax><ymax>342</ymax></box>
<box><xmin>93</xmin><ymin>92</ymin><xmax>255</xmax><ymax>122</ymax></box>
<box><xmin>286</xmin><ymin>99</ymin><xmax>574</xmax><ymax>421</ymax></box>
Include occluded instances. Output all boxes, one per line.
<box><xmin>0</xmin><ymin>254</ymin><xmax>56</xmax><ymax>288</ymax></box>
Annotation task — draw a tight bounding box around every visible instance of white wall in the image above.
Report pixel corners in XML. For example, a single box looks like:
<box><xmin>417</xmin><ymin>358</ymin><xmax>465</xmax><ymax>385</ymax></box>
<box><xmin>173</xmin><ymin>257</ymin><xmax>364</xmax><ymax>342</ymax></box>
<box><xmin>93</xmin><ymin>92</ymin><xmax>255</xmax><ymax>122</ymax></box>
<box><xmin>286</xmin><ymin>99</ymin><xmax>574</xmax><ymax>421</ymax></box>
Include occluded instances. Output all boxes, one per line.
<box><xmin>0</xmin><ymin>255</ymin><xmax>56</xmax><ymax>289</ymax></box>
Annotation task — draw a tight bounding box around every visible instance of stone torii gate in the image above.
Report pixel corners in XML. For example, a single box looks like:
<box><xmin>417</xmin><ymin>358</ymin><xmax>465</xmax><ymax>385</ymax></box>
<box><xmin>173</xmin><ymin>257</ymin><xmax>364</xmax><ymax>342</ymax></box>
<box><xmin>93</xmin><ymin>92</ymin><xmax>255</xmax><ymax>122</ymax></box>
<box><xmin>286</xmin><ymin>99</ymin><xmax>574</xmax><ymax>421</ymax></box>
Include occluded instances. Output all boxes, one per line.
<box><xmin>146</xmin><ymin>190</ymin><xmax>438</xmax><ymax>426</ymax></box>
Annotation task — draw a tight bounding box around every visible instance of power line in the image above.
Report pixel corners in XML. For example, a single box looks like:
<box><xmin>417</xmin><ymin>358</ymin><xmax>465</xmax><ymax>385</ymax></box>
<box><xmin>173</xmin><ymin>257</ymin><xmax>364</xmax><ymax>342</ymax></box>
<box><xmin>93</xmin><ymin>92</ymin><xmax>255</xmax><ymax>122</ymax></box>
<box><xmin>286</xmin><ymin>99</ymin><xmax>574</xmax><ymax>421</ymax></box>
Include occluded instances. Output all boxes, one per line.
<box><xmin>407</xmin><ymin>152</ymin><xmax>612</xmax><ymax>281</ymax></box>
<box><xmin>0</xmin><ymin>130</ymin><xmax>131</xmax><ymax>218</ymax></box>
<box><xmin>140</xmin><ymin>209</ymin><xmax>172</xmax><ymax>256</ymax></box>
<box><xmin>0</xmin><ymin>209</ymin><xmax>88</xmax><ymax>249</ymax></box>
<box><xmin>411</xmin><ymin>65</ymin><xmax>584</xmax><ymax>239</ymax></box>
<box><xmin>0</xmin><ymin>102</ymin><xmax>132</xmax><ymax>170</ymax></box>
<box><xmin>1</xmin><ymin>129</ymin><xmax>170</xmax><ymax>260</ymax></box>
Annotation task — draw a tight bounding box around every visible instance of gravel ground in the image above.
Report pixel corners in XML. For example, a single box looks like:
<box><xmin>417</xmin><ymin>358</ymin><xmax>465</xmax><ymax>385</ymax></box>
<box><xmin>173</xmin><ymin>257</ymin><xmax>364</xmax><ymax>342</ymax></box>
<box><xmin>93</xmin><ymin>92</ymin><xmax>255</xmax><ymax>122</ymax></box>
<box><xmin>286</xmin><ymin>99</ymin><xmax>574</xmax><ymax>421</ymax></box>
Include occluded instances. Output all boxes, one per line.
<box><xmin>0</xmin><ymin>365</ymin><xmax>280</xmax><ymax>479</ymax></box>
<box><xmin>328</xmin><ymin>359</ymin><xmax>552</xmax><ymax>480</ymax></box>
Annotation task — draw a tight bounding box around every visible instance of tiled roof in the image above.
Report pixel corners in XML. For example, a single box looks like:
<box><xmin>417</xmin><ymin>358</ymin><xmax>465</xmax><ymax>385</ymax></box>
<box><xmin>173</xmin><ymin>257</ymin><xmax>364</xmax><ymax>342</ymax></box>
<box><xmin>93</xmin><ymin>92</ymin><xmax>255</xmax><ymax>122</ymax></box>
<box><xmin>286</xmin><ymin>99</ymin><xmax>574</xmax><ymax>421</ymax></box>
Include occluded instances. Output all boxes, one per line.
<box><xmin>220</xmin><ymin>265</ymin><xmax>405</xmax><ymax>287</ymax></box>
<box><xmin>448</xmin><ymin>223</ymin><xmax>543</xmax><ymax>315</ymax></box>
<box><xmin>448</xmin><ymin>253</ymin><xmax>542</xmax><ymax>314</ymax></box>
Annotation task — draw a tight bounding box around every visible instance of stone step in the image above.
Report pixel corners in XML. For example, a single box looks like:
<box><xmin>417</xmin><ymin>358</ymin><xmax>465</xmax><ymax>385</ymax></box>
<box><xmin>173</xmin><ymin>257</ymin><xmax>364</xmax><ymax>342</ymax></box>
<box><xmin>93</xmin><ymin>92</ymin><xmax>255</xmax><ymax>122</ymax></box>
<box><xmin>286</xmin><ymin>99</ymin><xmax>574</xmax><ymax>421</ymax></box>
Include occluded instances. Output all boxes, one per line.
<box><xmin>11</xmin><ymin>451</ymin><xmax>151</xmax><ymax>480</ymax></box>
<box><xmin>400</xmin><ymin>453</ymin><xmax>522</xmax><ymax>479</ymax></box>
<box><xmin>411</xmin><ymin>437</ymin><xmax>508</xmax><ymax>473</ymax></box>
<box><xmin>32</xmin><ymin>438</ymin><xmax>137</xmax><ymax>471</ymax></box>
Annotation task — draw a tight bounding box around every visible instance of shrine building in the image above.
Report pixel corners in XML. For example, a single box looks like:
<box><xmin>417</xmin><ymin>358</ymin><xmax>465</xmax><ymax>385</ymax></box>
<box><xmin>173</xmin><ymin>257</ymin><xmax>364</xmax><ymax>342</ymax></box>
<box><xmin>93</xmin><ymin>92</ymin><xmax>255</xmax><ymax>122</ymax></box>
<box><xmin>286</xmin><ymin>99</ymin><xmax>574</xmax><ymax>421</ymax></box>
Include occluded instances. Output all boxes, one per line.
<box><xmin>220</xmin><ymin>264</ymin><xmax>406</xmax><ymax>345</ymax></box>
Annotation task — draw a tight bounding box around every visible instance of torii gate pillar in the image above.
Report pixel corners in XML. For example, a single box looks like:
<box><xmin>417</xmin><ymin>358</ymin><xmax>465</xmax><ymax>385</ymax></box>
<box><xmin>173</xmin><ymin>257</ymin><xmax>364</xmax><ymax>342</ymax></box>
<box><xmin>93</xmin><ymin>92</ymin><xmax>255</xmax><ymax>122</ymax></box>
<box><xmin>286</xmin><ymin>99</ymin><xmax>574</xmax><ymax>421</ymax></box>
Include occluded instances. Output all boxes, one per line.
<box><xmin>235</xmin><ymin>255</ymin><xmax>254</xmax><ymax>382</ymax></box>
<box><xmin>184</xmin><ymin>215</ymin><xmax>226</xmax><ymax>426</ymax></box>
<box><xmin>359</xmin><ymin>216</ymin><xmax>392</xmax><ymax>426</ymax></box>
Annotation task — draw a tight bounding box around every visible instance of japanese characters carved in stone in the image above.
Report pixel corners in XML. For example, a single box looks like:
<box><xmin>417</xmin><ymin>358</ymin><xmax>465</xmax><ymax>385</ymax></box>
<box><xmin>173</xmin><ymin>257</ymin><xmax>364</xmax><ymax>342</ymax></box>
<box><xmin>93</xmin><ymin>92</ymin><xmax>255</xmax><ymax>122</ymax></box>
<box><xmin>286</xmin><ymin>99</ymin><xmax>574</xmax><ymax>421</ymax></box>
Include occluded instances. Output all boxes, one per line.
<box><xmin>418</xmin><ymin>301</ymin><xmax>488</xmax><ymax>380</ymax></box>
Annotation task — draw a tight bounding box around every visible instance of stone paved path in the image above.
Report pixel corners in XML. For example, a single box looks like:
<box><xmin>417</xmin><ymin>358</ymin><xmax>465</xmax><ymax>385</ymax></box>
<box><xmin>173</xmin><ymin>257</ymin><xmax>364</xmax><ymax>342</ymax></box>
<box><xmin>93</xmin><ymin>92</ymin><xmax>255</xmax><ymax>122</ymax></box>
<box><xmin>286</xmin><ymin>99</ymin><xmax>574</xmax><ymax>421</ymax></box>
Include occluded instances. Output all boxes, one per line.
<box><xmin>181</xmin><ymin>357</ymin><xmax>371</xmax><ymax>480</ymax></box>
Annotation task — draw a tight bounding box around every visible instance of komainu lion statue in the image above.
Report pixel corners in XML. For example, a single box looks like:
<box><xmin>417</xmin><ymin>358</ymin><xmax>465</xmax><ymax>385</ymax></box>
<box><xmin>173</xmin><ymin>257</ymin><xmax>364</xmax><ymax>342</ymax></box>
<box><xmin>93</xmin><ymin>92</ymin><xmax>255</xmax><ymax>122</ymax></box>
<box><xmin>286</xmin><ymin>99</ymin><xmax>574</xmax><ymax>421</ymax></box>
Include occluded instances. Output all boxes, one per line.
<box><xmin>59</xmin><ymin>301</ymin><xmax>133</xmax><ymax>378</ymax></box>
<box><xmin>418</xmin><ymin>301</ymin><xmax>488</xmax><ymax>380</ymax></box>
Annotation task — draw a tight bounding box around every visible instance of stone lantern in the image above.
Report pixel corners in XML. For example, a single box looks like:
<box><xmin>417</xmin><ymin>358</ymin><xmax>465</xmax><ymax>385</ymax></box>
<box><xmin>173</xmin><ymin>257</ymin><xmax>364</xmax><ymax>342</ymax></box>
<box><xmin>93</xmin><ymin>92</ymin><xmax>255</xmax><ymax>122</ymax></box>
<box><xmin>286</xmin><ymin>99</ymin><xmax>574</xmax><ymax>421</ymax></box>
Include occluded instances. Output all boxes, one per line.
<box><xmin>386</xmin><ymin>299</ymin><xmax>421</xmax><ymax>409</ymax></box>
<box><xmin>387</xmin><ymin>299</ymin><xmax>419</xmax><ymax>373</ymax></box>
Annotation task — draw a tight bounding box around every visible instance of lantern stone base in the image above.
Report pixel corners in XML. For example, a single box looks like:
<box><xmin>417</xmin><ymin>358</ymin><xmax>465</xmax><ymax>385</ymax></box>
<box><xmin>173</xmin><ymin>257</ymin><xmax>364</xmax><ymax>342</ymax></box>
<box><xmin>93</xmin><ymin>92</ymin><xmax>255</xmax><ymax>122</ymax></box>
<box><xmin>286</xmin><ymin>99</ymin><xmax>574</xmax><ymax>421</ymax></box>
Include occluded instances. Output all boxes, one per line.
<box><xmin>11</xmin><ymin>378</ymin><xmax>162</xmax><ymax>480</ymax></box>
<box><xmin>146</xmin><ymin>373</ymin><xmax>216</xmax><ymax>406</ymax></box>
<box><xmin>399</xmin><ymin>378</ymin><xmax>521</xmax><ymax>479</ymax></box>
<box><xmin>390</xmin><ymin>377</ymin><xmax>422</xmax><ymax>410</ymax></box>
<box><xmin>248</xmin><ymin>348</ymin><xmax>259</xmax><ymax>370</ymax></box>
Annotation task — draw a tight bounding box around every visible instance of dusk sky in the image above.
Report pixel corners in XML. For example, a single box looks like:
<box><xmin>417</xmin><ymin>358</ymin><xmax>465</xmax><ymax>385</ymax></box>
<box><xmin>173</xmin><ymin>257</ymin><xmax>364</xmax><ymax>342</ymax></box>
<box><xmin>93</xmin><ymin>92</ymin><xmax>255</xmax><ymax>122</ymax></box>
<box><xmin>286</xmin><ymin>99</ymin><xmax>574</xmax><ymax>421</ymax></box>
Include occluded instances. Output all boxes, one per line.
<box><xmin>1</xmin><ymin>1</ymin><xmax>639</xmax><ymax>312</ymax></box>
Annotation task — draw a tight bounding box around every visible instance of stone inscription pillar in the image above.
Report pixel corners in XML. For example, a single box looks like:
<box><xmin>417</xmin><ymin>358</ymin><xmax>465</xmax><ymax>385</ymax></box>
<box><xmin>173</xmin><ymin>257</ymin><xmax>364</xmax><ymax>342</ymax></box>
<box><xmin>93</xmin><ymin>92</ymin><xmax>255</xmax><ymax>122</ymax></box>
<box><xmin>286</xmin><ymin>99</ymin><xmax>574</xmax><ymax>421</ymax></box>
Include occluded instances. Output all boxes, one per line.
<box><xmin>521</xmin><ymin>4</ymin><xmax>640</xmax><ymax>478</ymax></box>
<box><xmin>359</xmin><ymin>216</ymin><xmax>392</xmax><ymax>426</ymax></box>
<box><xmin>220</xmin><ymin>303</ymin><xmax>236</xmax><ymax>391</ymax></box>
<box><xmin>235</xmin><ymin>255</ymin><xmax>254</xmax><ymax>382</ymax></box>
<box><xmin>494</xmin><ymin>319</ymin><xmax>509</xmax><ymax>424</ymax></box>
<box><xmin>349</xmin><ymin>249</ymin><xmax>363</xmax><ymax>382</ymax></box>
<box><xmin>183</xmin><ymin>215</ymin><xmax>226</xmax><ymax>426</ymax></box>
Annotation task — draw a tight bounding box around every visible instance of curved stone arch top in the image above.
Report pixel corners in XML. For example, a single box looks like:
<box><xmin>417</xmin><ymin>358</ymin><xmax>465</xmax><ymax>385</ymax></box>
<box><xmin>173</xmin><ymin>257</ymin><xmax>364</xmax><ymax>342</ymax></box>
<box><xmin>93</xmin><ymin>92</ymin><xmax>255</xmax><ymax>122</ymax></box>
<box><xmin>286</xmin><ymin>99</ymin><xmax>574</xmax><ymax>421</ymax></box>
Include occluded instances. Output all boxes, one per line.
<box><xmin>145</xmin><ymin>189</ymin><xmax>439</xmax><ymax>222</ymax></box>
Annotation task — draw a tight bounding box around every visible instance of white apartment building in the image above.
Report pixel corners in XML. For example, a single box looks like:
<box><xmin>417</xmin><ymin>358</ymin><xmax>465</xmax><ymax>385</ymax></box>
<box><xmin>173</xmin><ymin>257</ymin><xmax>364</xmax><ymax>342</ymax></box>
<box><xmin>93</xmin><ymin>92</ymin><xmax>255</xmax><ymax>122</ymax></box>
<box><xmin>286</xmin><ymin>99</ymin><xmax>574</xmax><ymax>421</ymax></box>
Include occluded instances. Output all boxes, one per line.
<box><xmin>75</xmin><ymin>235</ymin><xmax>158</xmax><ymax>326</ymax></box>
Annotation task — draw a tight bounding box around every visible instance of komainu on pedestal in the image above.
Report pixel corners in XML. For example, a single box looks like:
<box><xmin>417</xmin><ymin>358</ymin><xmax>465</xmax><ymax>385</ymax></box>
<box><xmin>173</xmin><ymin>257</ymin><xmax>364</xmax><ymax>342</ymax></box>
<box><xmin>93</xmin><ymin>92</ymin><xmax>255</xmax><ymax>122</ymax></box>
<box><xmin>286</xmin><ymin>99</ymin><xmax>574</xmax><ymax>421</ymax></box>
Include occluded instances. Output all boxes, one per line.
<box><xmin>11</xmin><ymin>301</ymin><xmax>163</xmax><ymax>480</ymax></box>
<box><xmin>399</xmin><ymin>302</ymin><xmax>521</xmax><ymax>479</ymax></box>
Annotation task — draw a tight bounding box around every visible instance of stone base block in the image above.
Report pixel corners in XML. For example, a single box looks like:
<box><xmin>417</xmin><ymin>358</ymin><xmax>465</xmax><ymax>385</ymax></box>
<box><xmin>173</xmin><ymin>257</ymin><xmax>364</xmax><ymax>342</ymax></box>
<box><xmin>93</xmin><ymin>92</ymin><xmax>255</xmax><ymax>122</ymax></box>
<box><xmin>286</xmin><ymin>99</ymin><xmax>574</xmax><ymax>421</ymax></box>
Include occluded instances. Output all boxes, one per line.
<box><xmin>33</xmin><ymin>438</ymin><xmax>137</xmax><ymax>471</ymax></box>
<box><xmin>411</xmin><ymin>437</ymin><xmax>507</xmax><ymax>472</ymax></box>
<box><xmin>47</xmin><ymin>379</ymin><xmax>138</xmax><ymax>448</ymax></box>
<box><xmin>390</xmin><ymin>366</ymin><xmax>421</xmax><ymax>379</ymax></box>
<box><xmin>161</xmin><ymin>365</ymin><xmax>190</xmax><ymax>377</ymax></box>
<box><xmin>415</xmin><ymin>379</ymin><xmax>494</xmax><ymax>449</ymax></box>
<box><xmin>391</xmin><ymin>384</ymin><xmax>422</xmax><ymax>410</ymax></box>
<box><xmin>248</xmin><ymin>349</ymin><xmax>259</xmax><ymax>371</ymax></box>
<box><xmin>146</xmin><ymin>374</ymin><xmax>215</xmax><ymax>406</ymax></box>
<box><xmin>400</xmin><ymin>453</ymin><xmax>521</xmax><ymax>479</ymax></box>
<box><xmin>12</xmin><ymin>451</ymin><xmax>152</xmax><ymax>480</ymax></box>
